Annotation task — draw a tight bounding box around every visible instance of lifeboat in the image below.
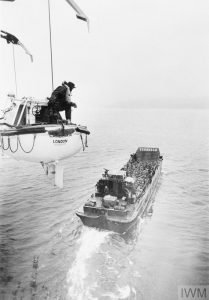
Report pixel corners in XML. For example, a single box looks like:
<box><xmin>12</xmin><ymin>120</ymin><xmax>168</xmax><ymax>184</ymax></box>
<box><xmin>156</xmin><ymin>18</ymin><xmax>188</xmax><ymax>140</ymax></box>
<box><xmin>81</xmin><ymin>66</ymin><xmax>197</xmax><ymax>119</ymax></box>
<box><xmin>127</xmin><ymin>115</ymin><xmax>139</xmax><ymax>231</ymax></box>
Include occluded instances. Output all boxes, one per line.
<box><xmin>0</xmin><ymin>95</ymin><xmax>90</xmax><ymax>187</ymax></box>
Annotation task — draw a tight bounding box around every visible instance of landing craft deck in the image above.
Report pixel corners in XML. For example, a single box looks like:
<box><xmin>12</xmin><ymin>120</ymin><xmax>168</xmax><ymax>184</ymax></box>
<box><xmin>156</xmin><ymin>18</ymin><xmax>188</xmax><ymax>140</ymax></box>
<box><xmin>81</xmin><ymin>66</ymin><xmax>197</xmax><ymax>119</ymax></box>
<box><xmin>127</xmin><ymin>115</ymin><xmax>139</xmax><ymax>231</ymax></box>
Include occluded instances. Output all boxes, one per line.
<box><xmin>76</xmin><ymin>147</ymin><xmax>163</xmax><ymax>233</ymax></box>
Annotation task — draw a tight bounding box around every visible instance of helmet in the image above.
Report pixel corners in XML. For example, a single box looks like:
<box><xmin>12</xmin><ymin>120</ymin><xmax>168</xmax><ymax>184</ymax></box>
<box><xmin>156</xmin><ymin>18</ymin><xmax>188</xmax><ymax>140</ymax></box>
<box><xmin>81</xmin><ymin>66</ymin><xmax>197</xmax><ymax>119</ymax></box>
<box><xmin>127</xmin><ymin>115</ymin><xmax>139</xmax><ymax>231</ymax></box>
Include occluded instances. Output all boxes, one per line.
<box><xmin>67</xmin><ymin>81</ymin><xmax>76</xmax><ymax>91</ymax></box>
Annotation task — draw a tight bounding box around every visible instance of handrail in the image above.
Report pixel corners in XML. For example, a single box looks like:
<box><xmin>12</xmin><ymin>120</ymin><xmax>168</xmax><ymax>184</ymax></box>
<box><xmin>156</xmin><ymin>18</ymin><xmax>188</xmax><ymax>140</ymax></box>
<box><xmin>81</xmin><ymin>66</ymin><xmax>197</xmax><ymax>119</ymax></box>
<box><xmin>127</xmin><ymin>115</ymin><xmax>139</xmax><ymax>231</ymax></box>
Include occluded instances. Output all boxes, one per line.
<box><xmin>0</xmin><ymin>122</ymin><xmax>16</xmax><ymax>128</ymax></box>
<box><xmin>75</xmin><ymin>127</ymin><xmax>90</xmax><ymax>135</ymax></box>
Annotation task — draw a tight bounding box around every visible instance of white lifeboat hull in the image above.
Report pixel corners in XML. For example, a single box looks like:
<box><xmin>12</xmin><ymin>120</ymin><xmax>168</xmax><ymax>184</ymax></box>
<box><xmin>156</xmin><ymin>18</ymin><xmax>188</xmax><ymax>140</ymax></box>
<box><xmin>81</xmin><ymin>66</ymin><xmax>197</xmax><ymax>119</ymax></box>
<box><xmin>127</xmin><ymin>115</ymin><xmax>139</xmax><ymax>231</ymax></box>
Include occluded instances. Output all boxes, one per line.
<box><xmin>0</xmin><ymin>124</ymin><xmax>89</xmax><ymax>163</ymax></box>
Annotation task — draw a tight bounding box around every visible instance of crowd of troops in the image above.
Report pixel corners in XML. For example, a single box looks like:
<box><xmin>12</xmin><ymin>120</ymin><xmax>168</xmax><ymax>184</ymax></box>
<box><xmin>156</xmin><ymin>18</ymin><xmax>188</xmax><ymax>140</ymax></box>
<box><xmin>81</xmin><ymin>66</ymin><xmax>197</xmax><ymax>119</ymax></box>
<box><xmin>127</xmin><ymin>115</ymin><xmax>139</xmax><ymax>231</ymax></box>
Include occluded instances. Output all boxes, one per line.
<box><xmin>123</xmin><ymin>154</ymin><xmax>158</xmax><ymax>195</ymax></box>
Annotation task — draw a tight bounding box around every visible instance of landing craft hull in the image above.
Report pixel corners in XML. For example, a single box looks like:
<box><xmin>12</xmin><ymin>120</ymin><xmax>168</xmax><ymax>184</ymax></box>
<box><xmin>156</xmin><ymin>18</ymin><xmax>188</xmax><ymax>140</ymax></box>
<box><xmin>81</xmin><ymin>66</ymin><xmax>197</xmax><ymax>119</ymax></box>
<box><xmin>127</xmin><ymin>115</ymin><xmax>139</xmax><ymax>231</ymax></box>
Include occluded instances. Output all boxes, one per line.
<box><xmin>0</xmin><ymin>124</ymin><xmax>89</xmax><ymax>163</ymax></box>
<box><xmin>76</xmin><ymin>213</ymin><xmax>137</xmax><ymax>234</ymax></box>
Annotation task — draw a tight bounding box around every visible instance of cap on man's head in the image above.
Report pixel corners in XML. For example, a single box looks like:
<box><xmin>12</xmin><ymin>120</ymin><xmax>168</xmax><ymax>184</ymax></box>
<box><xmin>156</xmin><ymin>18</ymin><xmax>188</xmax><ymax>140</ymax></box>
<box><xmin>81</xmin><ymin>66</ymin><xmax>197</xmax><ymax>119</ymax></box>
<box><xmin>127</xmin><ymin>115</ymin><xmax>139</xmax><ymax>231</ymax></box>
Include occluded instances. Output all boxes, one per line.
<box><xmin>67</xmin><ymin>82</ymin><xmax>76</xmax><ymax>91</ymax></box>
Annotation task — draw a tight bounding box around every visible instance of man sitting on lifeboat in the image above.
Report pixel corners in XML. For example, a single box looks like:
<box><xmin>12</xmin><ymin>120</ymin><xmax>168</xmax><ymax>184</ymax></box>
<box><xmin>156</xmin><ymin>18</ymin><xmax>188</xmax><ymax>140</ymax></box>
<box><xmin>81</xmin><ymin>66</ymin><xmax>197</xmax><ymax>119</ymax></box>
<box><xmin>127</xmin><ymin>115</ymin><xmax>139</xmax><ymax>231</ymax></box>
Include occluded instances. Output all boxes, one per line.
<box><xmin>38</xmin><ymin>81</ymin><xmax>77</xmax><ymax>125</ymax></box>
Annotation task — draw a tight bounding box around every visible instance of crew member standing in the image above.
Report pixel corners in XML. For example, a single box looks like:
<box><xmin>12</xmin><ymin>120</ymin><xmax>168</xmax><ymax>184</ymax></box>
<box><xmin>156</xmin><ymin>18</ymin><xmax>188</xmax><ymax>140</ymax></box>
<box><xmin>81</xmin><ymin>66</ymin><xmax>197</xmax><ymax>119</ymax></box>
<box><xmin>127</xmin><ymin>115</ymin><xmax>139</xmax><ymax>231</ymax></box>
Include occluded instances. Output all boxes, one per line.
<box><xmin>48</xmin><ymin>81</ymin><xmax>77</xmax><ymax>124</ymax></box>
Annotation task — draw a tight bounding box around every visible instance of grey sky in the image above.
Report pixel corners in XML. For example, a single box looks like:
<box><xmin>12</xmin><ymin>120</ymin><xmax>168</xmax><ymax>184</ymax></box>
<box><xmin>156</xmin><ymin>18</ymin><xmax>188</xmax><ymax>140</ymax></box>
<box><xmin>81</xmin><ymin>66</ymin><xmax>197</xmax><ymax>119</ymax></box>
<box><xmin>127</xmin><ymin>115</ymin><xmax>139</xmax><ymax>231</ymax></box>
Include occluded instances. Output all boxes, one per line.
<box><xmin>0</xmin><ymin>0</ymin><xmax>209</xmax><ymax>108</ymax></box>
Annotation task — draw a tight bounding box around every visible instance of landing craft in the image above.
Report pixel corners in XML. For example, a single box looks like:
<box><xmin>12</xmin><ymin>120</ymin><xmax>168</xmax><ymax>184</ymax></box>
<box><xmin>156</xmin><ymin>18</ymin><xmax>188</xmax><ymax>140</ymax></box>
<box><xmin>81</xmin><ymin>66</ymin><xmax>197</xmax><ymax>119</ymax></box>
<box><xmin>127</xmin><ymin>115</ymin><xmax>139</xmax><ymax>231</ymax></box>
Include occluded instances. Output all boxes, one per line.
<box><xmin>0</xmin><ymin>0</ymin><xmax>90</xmax><ymax>188</ymax></box>
<box><xmin>77</xmin><ymin>148</ymin><xmax>163</xmax><ymax>233</ymax></box>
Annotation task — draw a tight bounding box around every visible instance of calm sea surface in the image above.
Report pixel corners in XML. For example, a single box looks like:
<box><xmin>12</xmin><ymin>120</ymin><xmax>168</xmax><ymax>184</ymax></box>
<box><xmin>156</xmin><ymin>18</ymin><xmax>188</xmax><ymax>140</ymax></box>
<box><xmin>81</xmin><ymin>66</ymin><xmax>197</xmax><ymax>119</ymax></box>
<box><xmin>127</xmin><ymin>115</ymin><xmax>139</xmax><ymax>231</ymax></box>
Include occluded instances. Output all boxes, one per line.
<box><xmin>0</xmin><ymin>108</ymin><xmax>209</xmax><ymax>300</ymax></box>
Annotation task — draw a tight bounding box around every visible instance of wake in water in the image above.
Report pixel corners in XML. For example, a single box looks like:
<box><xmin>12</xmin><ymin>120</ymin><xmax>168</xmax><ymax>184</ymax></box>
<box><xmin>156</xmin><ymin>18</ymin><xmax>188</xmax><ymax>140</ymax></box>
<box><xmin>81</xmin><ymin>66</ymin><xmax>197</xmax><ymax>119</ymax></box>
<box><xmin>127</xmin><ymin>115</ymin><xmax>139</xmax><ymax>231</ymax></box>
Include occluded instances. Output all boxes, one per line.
<box><xmin>66</xmin><ymin>220</ymin><xmax>144</xmax><ymax>300</ymax></box>
<box><xmin>67</xmin><ymin>227</ymin><xmax>111</xmax><ymax>299</ymax></box>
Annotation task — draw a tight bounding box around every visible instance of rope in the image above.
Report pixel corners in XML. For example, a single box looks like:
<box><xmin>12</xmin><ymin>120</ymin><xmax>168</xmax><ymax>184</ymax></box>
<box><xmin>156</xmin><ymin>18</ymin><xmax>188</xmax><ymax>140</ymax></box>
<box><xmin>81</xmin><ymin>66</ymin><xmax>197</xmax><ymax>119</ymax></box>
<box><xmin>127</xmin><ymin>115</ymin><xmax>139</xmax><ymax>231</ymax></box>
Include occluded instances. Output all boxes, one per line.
<box><xmin>1</xmin><ymin>136</ymin><xmax>10</xmax><ymax>150</ymax></box>
<box><xmin>85</xmin><ymin>134</ymin><xmax>88</xmax><ymax>147</ymax></box>
<box><xmin>9</xmin><ymin>136</ymin><xmax>19</xmax><ymax>153</ymax></box>
<box><xmin>48</xmin><ymin>0</ymin><xmax>54</xmax><ymax>92</ymax></box>
<box><xmin>0</xmin><ymin>102</ymin><xmax>16</xmax><ymax>120</ymax></box>
<box><xmin>80</xmin><ymin>134</ymin><xmax>85</xmax><ymax>151</ymax></box>
<box><xmin>18</xmin><ymin>134</ymin><xmax>36</xmax><ymax>153</ymax></box>
<box><xmin>12</xmin><ymin>45</ymin><xmax>18</xmax><ymax>97</ymax></box>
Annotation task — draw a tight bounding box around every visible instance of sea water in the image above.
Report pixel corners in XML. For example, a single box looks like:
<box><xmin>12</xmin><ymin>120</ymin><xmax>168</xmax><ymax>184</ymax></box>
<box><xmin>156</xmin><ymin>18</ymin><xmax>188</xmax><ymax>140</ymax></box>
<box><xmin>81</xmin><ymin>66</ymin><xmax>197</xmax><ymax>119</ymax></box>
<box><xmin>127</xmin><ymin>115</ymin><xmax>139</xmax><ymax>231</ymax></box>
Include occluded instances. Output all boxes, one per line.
<box><xmin>0</xmin><ymin>108</ymin><xmax>209</xmax><ymax>299</ymax></box>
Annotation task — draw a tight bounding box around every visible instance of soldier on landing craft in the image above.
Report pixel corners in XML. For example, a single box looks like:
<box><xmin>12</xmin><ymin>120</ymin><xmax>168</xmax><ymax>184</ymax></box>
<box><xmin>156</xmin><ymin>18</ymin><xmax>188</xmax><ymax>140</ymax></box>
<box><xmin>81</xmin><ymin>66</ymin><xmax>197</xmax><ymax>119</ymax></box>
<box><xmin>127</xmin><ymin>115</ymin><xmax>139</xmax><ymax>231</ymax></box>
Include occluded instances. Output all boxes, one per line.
<box><xmin>104</xmin><ymin>185</ymin><xmax>109</xmax><ymax>195</ymax></box>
